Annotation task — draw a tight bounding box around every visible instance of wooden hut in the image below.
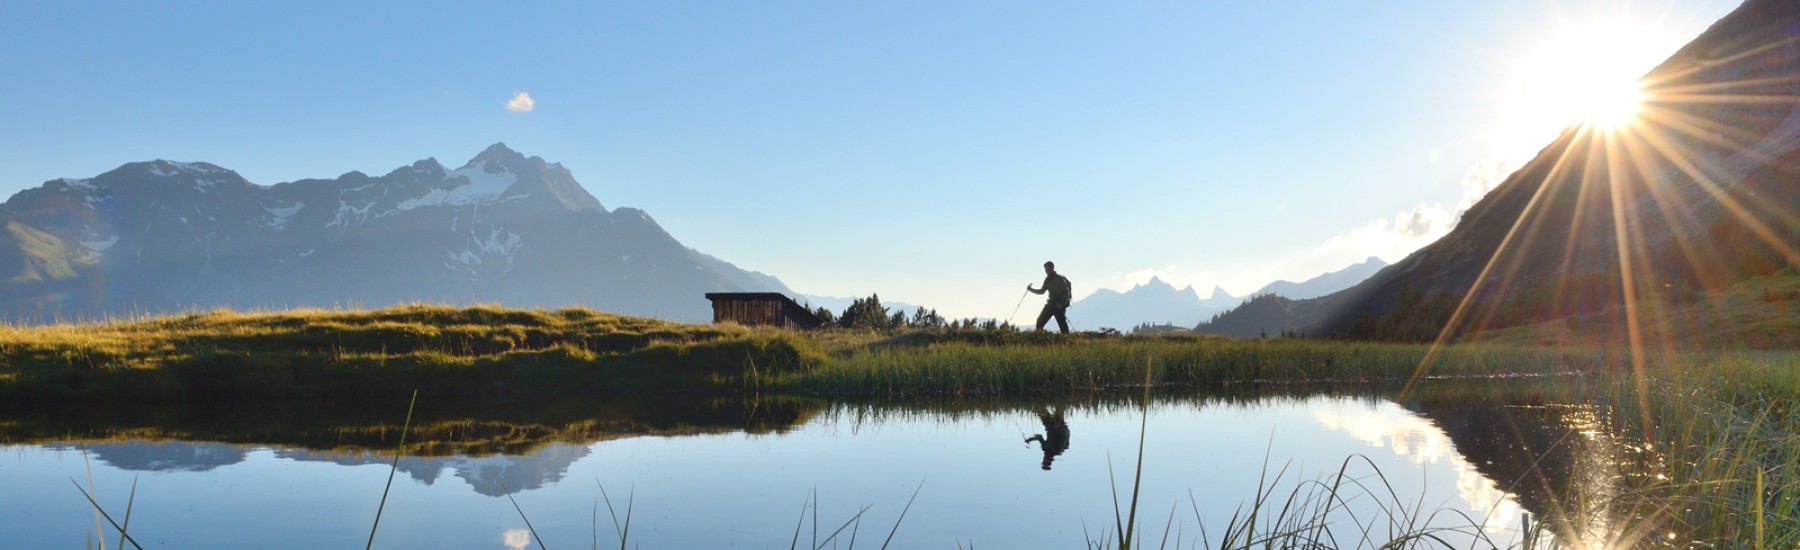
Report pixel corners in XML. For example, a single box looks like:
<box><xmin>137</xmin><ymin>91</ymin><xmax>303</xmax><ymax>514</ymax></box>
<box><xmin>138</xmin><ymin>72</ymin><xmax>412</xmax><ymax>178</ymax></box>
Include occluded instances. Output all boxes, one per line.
<box><xmin>704</xmin><ymin>292</ymin><xmax>825</xmax><ymax>330</ymax></box>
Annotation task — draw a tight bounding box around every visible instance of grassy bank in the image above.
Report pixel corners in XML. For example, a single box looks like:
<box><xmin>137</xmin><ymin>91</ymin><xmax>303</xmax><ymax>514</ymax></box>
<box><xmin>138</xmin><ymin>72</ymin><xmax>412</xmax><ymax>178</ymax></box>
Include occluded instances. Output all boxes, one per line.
<box><xmin>0</xmin><ymin>304</ymin><xmax>824</xmax><ymax>402</ymax></box>
<box><xmin>3</xmin><ymin>303</ymin><xmax>1792</xmax><ymax>401</ymax></box>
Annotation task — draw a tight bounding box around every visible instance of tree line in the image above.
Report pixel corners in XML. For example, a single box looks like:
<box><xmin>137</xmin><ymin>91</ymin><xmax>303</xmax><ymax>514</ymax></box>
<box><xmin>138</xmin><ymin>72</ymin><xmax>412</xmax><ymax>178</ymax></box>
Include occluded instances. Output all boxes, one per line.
<box><xmin>811</xmin><ymin>294</ymin><xmax>1016</xmax><ymax>331</ymax></box>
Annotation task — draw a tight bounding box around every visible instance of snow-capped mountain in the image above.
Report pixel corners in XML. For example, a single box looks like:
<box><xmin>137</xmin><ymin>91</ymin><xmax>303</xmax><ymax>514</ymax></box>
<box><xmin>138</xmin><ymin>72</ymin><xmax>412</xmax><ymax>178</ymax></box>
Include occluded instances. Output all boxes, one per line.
<box><xmin>0</xmin><ymin>143</ymin><xmax>794</xmax><ymax>322</ymax></box>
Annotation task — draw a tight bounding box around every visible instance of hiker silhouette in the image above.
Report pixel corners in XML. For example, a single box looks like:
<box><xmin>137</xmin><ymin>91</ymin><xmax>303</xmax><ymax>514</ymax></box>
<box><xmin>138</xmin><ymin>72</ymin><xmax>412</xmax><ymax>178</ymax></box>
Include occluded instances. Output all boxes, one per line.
<box><xmin>1023</xmin><ymin>406</ymin><xmax>1070</xmax><ymax>470</ymax></box>
<box><xmin>1026</xmin><ymin>261</ymin><xmax>1072</xmax><ymax>333</ymax></box>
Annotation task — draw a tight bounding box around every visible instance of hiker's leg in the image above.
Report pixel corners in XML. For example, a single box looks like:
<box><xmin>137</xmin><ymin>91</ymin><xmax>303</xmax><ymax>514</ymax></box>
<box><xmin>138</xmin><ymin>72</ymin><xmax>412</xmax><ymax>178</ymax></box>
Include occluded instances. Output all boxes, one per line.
<box><xmin>1035</xmin><ymin>305</ymin><xmax>1053</xmax><ymax>331</ymax></box>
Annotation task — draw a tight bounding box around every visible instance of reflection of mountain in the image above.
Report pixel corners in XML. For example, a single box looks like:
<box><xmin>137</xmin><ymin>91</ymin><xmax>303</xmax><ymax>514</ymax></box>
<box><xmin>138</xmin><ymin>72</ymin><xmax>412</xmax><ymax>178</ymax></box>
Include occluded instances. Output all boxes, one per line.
<box><xmin>59</xmin><ymin>439</ymin><xmax>590</xmax><ymax>496</ymax></box>
<box><xmin>276</xmin><ymin>443</ymin><xmax>592</xmax><ymax>497</ymax></box>
<box><xmin>1312</xmin><ymin>401</ymin><xmax>1526</xmax><ymax>537</ymax></box>
<box><xmin>55</xmin><ymin>441</ymin><xmax>247</xmax><ymax>472</ymax></box>
<box><xmin>1397</xmin><ymin>397</ymin><xmax>1637</xmax><ymax>539</ymax></box>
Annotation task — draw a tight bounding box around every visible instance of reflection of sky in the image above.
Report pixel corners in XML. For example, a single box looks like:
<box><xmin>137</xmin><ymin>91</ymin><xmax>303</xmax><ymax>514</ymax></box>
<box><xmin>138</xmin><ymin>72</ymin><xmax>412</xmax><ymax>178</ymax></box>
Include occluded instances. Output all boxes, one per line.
<box><xmin>1314</xmin><ymin>403</ymin><xmax>1529</xmax><ymax>540</ymax></box>
<box><xmin>2</xmin><ymin>396</ymin><xmax>1558</xmax><ymax>548</ymax></box>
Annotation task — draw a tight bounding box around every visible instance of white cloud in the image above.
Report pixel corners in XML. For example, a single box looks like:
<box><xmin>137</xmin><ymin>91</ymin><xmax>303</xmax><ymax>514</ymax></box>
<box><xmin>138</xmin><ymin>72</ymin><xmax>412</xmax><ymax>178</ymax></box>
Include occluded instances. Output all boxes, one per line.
<box><xmin>502</xmin><ymin>528</ymin><xmax>531</xmax><ymax>550</ymax></box>
<box><xmin>506</xmin><ymin>91</ymin><xmax>535</xmax><ymax>113</ymax></box>
<box><xmin>1455</xmin><ymin>159</ymin><xmax>1508</xmax><ymax>214</ymax></box>
<box><xmin>1312</xmin><ymin>210</ymin><xmax>1444</xmax><ymax>263</ymax></box>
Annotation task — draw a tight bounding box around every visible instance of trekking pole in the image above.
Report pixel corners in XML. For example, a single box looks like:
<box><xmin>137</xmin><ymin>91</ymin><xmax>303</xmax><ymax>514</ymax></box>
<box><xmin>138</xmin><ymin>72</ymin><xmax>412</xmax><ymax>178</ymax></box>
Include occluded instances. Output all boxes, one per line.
<box><xmin>1006</xmin><ymin>288</ymin><xmax>1030</xmax><ymax>325</ymax></box>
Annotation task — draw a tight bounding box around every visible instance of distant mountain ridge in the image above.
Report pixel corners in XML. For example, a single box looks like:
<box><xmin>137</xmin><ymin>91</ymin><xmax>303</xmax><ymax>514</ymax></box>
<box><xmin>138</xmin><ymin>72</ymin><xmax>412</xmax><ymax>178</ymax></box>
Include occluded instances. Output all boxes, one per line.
<box><xmin>1072</xmin><ymin>278</ymin><xmax>1229</xmax><ymax>331</ymax></box>
<box><xmin>1251</xmin><ymin>256</ymin><xmax>1388</xmax><ymax>300</ymax></box>
<box><xmin>0</xmin><ymin>143</ymin><xmax>795</xmax><ymax>322</ymax></box>
<box><xmin>1072</xmin><ymin>257</ymin><xmax>1388</xmax><ymax>331</ymax></box>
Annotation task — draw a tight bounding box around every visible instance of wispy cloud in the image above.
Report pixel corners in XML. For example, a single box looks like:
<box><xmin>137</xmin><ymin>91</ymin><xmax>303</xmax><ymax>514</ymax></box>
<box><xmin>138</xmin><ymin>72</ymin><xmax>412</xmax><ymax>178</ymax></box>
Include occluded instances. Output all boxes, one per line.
<box><xmin>1313</xmin><ymin>159</ymin><xmax>1512</xmax><ymax>263</ymax></box>
<box><xmin>506</xmin><ymin>91</ymin><xmax>535</xmax><ymax>113</ymax></box>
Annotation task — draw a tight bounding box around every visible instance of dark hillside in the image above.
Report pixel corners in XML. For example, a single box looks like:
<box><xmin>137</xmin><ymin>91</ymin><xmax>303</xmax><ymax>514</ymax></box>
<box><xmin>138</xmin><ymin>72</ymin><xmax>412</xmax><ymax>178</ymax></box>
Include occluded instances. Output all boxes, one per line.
<box><xmin>1207</xmin><ymin>0</ymin><xmax>1800</xmax><ymax>344</ymax></box>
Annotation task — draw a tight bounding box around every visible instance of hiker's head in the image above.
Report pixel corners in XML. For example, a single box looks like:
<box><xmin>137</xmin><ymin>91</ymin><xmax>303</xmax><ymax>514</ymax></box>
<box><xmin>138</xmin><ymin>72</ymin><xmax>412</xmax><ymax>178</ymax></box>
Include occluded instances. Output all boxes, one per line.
<box><xmin>1043</xmin><ymin>261</ymin><xmax>1055</xmax><ymax>274</ymax></box>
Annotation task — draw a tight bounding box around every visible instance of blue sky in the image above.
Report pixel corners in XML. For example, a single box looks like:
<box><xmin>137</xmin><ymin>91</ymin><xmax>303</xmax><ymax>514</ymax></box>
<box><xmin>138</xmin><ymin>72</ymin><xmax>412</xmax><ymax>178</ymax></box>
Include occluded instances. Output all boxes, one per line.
<box><xmin>0</xmin><ymin>1</ymin><xmax>1738</xmax><ymax>320</ymax></box>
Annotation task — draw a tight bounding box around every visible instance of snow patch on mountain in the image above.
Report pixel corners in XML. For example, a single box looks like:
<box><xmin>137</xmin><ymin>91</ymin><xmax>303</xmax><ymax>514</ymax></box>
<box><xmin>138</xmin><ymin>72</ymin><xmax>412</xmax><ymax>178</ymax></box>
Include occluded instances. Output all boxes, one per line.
<box><xmin>398</xmin><ymin>161</ymin><xmax>520</xmax><ymax>211</ymax></box>
<box><xmin>80</xmin><ymin>235</ymin><xmax>120</xmax><ymax>252</ymax></box>
<box><xmin>328</xmin><ymin>200</ymin><xmax>378</xmax><ymax>228</ymax></box>
<box><xmin>447</xmin><ymin>228</ymin><xmax>523</xmax><ymax>267</ymax></box>
<box><xmin>263</xmin><ymin>201</ymin><xmax>304</xmax><ymax>229</ymax></box>
<box><xmin>148</xmin><ymin>161</ymin><xmax>220</xmax><ymax>177</ymax></box>
<box><xmin>193</xmin><ymin>178</ymin><xmax>228</xmax><ymax>192</ymax></box>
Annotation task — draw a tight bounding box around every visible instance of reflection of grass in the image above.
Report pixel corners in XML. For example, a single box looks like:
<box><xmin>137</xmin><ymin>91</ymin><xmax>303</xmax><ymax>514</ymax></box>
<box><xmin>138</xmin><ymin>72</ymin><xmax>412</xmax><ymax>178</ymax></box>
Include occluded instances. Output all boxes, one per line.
<box><xmin>1571</xmin><ymin>356</ymin><xmax>1798</xmax><ymax>547</ymax></box>
<box><xmin>3</xmin><ymin>393</ymin><xmax>829</xmax><ymax>457</ymax></box>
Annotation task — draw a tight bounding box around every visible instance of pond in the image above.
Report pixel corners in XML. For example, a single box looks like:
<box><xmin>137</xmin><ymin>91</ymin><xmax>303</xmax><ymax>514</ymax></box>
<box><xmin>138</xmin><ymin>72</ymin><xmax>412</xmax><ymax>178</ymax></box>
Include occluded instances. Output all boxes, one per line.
<box><xmin>1</xmin><ymin>387</ymin><xmax>1640</xmax><ymax>548</ymax></box>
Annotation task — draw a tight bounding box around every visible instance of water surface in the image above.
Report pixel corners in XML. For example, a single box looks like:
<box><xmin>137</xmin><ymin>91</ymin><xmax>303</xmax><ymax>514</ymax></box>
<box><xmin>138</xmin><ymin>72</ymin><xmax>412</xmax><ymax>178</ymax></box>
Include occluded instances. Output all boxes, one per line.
<box><xmin>1</xmin><ymin>390</ymin><xmax>1626</xmax><ymax>548</ymax></box>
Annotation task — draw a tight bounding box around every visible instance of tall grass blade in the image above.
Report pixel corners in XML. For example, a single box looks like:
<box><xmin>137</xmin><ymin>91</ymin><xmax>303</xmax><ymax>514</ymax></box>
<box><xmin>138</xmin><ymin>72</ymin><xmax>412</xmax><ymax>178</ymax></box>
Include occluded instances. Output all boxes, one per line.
<box><xmin>596</xmin><ymin>480</ymin><xmax>633</xmax><ymax>550</ymax></box>
<box><xmin>845</xmin><ymin>515</ymin><xmax>861</xmax><ymax>549</ymax></box>
<box><xmin>878</xmin><ymin>479</ymin><xmax>926</xmax><ymax>550</ymax></box>
<box><xmin>68</xmin><ymin>479</ymin><xmax>144</xmax><ymax>550</ymax></box>
<box><xmin>1108</xmin><ymin>456</ymin><xmax>1124</xmax><ymax>546</ymax></box>
<box><xmin>500</xmin><ymin>479</ymin><xmax>549</xmax><ymax>550</ymax></box>
<box><xmin>364</xmin><ymin>389</ymin><xmax>418</xmax><ymax>550</ymax></box>
<box><xmin>1156</xmin><ymin>502</ymin><xmax>1176</xmax><ymax>550</ymax></box>
<box><xmin>80</xmin><ymin>445</ymin><xmax>105</xmax><ymax>550</ymax></box>
<box><xmin>115</xmin><ymin>475</ymin><xmax>138</xmax><ymax>550</ymax></box>
<box><xmin>789</xmin><ymin>489</ymin><xmax>812</xmax><ymax>550</ymax></box>
<box><xmin>811</xmin><ymin>505</ymin><xmax>871</xmax><ymax>550</ymax></box>
<box><xmin>1757</xmin><ymin>466</ymin><xmax>1766</xmax><ymax>550</ymax></box>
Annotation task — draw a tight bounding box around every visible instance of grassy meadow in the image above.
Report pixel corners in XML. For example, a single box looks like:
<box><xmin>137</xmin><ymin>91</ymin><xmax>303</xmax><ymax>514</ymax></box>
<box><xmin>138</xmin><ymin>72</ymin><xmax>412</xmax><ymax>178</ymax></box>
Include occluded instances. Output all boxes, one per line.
<box><xmin>2</xmin><ymin>302</ymin><xmax>1796</xmax><ymax>546</ymax></box>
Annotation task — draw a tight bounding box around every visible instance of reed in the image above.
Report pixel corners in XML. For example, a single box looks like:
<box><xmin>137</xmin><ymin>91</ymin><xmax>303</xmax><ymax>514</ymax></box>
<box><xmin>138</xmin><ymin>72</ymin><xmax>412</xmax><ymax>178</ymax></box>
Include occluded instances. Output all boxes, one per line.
<box><xmin>363</xmin><ymin>390</ymin><xmax>418</xmax><ymax>550</ymax></box>
<box><xmin>782</xmin><ymin>335</ymin><xmax>1635</xmax><ymax>397</ymax></box>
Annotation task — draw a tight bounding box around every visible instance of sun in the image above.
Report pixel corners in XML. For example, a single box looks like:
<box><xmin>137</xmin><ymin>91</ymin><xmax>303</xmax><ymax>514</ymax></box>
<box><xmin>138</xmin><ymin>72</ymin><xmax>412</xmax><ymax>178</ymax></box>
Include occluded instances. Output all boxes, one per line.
<box><xmin>1574</xmin><ymin>78</ymin><xmax>1647</xmax><ymax>130</ymax></box>
<box><xmin>1492</xmin><ymin>5</ymin><xmax>1700</xmax><ymax>163</ymax></box>
<box><xmin>1505</xmin><ymin>27</ymin><xmax>1654</xmax><ymax>143</ymax></box>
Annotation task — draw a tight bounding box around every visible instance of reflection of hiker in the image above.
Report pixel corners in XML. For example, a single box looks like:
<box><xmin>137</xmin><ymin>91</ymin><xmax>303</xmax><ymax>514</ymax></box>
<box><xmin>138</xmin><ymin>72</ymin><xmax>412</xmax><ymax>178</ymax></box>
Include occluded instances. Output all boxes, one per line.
<box><xmin>1026</xmin><ymin>261</ymin><xmax>1072</xmax><ymax>333</ymax></box>
<box><xmin>1023</xmin><ymin>406</ymin><xmax>1070</xmax><ymax>470</ymax></box>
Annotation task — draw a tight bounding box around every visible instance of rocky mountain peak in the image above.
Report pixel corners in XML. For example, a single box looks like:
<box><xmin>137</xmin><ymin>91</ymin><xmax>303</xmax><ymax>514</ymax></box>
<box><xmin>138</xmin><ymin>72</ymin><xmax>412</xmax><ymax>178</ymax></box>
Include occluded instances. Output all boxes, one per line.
<box><xmin>462</xmin><ymin>142</ymin><xmax>530</xmax><ymax>172</ymax></box>
<box><xmin>448</xmin><ymin>143</ymin><xmax>605</xmax><ymax>214</ymax></box>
